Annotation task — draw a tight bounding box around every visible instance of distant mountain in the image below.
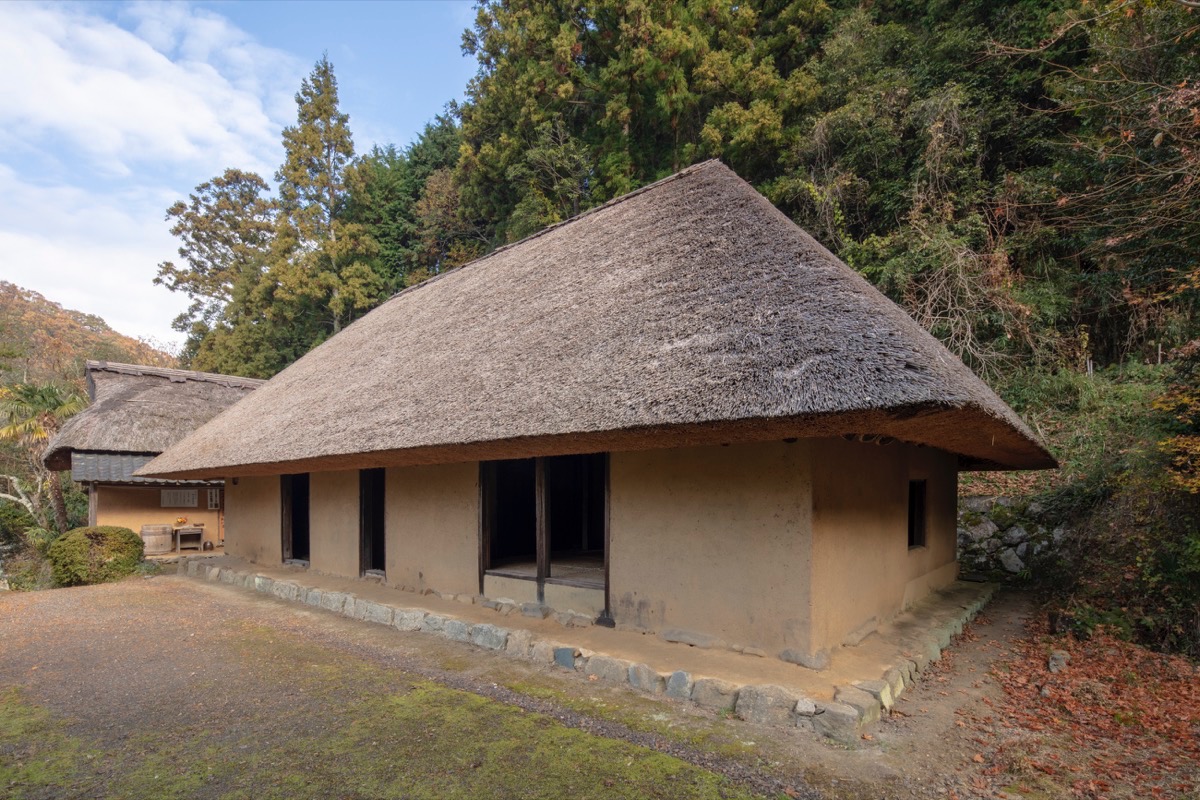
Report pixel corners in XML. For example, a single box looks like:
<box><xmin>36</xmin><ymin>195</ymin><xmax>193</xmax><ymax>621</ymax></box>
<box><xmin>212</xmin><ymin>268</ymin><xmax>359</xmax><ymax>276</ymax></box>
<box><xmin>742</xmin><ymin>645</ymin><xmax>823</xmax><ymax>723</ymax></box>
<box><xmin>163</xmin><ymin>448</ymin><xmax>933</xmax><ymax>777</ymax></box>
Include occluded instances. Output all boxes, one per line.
<box><xmin>0</xmin><ymin>282</ymin><xmax>176</xmax><ymax>387</ymax></box>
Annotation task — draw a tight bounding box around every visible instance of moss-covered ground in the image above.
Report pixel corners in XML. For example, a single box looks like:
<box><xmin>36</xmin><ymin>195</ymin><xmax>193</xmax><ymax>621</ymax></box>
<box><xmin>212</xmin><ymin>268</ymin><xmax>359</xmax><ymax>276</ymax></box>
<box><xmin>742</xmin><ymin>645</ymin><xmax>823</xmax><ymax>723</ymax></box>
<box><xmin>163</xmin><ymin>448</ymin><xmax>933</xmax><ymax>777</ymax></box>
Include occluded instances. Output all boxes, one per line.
<box><xmin>16</xmin><ymin>575</ymin><xmax>1151</xmax><ymax>800</ymax></box>
<box><xmin>0</xmin><ymin>622</ymin><xmax>766</xmax><ymax>800</ymax></box>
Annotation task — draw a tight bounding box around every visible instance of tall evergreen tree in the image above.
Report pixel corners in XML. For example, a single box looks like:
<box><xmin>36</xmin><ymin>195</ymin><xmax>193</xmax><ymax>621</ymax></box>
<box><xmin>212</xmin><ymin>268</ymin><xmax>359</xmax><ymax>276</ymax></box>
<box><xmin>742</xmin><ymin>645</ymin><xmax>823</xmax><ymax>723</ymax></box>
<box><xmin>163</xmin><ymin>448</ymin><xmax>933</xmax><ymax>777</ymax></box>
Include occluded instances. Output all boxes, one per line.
<box><xmin>154</xmin><ymin>169</ymin><xmax>275</xmax><ymax>365</ymax></box>
<box><xmin>457</xmin><ymin>1</ymin><xmax>831</xmax><ymax>243</ymax></box>
<box><xmin>156</xmin><ymin>58</ymin><xmax>386</xmax><ymax>377</ymax></box>
<box><xmin>343</xmin><ymin>113</ymin><xmax>470</xmax><ymax>291</ymax></box>
<box><xmin>270</xmin><ymin>55</ymin><xmax>382</xmax><ymax>336</ymax></box>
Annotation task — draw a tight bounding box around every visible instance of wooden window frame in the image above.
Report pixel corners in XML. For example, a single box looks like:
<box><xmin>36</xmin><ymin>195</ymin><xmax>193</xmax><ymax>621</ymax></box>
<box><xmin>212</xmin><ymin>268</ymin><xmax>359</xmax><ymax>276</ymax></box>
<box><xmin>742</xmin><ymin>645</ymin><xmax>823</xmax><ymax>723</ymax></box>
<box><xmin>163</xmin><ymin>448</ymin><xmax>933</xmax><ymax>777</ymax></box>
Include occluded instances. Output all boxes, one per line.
<box><xmin>907</xmin><ymin>479</ymin><xmax>927</xmax><ymax>550</ymax></box>
<box><xmin>479</xmin><ymin>454</ymin><xmax>610</xmax><ymax>621</ymax></box>
<box><xmin>161</xmin><ymin>488</ymin><xmax>198</xmax><ymax>508</ymax></box>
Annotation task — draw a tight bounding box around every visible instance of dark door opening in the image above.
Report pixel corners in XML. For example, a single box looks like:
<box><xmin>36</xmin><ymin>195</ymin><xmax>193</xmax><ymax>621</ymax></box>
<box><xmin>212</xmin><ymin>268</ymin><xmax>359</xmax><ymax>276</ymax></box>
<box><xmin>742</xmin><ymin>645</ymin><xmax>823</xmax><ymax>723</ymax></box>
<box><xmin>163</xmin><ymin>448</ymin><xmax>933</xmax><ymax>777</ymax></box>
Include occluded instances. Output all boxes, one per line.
<box><xmin>487</xmin><ymin>458</ymin><xmax>536</xmax><ymax>568</ymax></box>
<box><xmin>281</xmin><ymin>473</ymin><xmax>310</xmax><ymax>562</ymax></box>
<box><xmin>545</xmin><ymin>454</ymin><xmax>605</xmax><ymax>587</ymax></box>
<box><xmin>360</xmin><ymin>468</ymin><xmax>386</xmax><ymax>575</ymax></box>
<box><xmin>482</xmin><ymin>454</ymin><xmax>607</xmax><ymax>602</ymax></box>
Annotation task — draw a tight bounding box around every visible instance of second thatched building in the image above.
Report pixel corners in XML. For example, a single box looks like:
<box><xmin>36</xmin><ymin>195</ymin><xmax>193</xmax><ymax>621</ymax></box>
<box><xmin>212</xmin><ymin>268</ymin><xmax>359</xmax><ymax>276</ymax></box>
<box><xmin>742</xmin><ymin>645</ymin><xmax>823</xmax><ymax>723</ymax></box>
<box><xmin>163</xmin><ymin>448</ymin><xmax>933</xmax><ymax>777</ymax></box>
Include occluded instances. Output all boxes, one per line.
<box><xmin>44</xmin><ymin>361</ymin><xmax>264</xmax><ymax>550</ymax></box>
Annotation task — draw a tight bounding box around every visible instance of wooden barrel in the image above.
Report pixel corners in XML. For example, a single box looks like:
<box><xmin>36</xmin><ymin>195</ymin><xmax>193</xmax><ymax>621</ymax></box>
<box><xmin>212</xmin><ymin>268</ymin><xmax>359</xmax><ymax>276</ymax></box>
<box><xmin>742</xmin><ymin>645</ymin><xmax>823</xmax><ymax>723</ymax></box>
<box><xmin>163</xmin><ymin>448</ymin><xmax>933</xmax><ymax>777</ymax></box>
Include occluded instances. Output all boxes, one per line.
<box><xmin>140</xmin><ymin>524</ymin><xmax>174</xmax><ymax>555</ymax></box>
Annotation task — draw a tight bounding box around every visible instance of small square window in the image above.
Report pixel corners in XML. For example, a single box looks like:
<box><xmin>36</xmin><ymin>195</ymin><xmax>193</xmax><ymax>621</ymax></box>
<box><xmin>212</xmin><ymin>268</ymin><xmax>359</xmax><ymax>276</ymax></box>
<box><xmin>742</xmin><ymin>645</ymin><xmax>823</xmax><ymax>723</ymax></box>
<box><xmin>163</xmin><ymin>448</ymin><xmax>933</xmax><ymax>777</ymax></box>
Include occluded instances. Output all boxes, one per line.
<box><xmin>907</xmin><ymin>480</ymin><xmax>927</xmax><ymax>549</ymax></box>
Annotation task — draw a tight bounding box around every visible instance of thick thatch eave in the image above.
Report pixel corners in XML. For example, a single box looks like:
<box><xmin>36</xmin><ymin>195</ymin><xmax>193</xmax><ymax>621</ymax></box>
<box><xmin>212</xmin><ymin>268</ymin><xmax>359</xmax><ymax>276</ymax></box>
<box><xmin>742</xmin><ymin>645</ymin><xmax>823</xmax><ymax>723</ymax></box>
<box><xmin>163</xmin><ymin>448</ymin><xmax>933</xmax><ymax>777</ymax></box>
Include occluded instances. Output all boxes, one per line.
<box><xmin>43</xmin><ymin>361</ymin><xmax>263</xmax><ymax>472</ymax></box>
<box><xmin>139</xmin><ymin>161</ymin><xmax>1055</xmax><ymax>480</ymax></box>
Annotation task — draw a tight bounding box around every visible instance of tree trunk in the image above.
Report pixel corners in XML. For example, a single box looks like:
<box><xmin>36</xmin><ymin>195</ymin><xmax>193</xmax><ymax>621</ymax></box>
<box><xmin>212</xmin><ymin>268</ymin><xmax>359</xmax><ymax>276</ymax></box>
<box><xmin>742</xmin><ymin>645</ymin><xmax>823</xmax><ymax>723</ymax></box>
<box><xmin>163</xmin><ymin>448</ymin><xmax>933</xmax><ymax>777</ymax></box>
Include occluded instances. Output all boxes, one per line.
<box><xmin>48</xmin><ymin>471</ymin><xmax>70</xmax><ymax>533</ymax></box>
<box><xmin>0</xmin><ymin>475</ymin><xmax>39</xmax><ymax>520</ymax></box>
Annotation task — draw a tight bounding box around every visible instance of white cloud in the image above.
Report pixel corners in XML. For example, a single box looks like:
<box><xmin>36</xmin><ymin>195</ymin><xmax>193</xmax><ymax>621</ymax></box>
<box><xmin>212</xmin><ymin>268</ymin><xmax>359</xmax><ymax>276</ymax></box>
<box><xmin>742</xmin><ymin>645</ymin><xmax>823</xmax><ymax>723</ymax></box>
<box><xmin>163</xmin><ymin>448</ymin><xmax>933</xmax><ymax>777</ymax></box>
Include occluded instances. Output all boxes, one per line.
<box><xmin>0</xmin><ymin>1</ymin><xmax>306</xmax><ymax>348</ymax></box>
<box><xmin>123</xmin><ymin>2</ymin><xmax>301</xmax><ymax>126</ymax></box>
<box><xmin>0</xmin><ymin>165</ymin><xmax>188</xmax><ymax>347</ymax></box>
<box><xmin>0</xmin><ymin>1</ymin><xmax>301</xmax><ymax>179</ymax></box>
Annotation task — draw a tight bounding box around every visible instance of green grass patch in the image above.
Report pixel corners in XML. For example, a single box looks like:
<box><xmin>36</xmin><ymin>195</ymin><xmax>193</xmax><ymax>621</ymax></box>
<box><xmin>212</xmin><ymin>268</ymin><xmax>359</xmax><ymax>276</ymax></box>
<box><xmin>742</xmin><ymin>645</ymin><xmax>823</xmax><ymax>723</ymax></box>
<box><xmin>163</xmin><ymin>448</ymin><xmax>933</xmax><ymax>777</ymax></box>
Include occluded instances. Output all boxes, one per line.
<box><xmin>313</xmin><ymin>681</ymin><xmax>760</xmax><ymax>799</ymax></box>
<box><xmin>0</xmin><ymin>686</ymin><xmax>94</xmax><ymax>797</ymax></box>
<box><xmin>0</xmin><ymin>658</ymin><xmax>764</xmax><ymax>799</ymax></box>
<box><xmin>501</xmin><ymin>679</ymin><xmax>759</xmax><ymax>759</ymax></box>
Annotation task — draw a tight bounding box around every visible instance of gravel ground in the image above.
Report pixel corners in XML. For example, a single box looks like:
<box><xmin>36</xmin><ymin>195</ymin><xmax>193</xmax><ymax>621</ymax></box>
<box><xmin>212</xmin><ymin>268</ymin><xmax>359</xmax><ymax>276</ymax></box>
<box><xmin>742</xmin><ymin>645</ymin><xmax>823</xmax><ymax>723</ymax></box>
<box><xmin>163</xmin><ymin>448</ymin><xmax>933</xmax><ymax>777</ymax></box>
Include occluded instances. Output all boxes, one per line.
<box><xmin>0</xmin><ymin>574</ymin><xmax>1042</xmax><ymax>800</ymax></box>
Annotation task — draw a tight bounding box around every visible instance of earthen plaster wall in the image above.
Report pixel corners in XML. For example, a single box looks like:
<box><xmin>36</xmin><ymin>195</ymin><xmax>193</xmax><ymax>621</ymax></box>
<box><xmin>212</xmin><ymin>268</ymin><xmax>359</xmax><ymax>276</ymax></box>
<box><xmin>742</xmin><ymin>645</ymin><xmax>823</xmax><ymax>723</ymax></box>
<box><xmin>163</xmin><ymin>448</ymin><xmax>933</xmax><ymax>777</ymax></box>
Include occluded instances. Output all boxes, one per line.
<box><xmin>608</xmin><ymin>441</ymin><xmax>814</xmax><ymax>656</ymax></box>
<box><xmin>218</xmin><ymin>438</ymin><xmax>959</xmax><ymax>665</ymax></box>
<box><xmin>308</xmin><ymin>470</ymin><xmax>361</xmax><ymax>579</ymax></box>
<box><xmin>385</xmin><ymin>462</ymin><xmax>479</xmax><ymax>596</ymax></box>
<box><xmin>809</xmin><ymin>438</ymin><xmax>958</xmax><ymax>655</ymax></box>
<box><xmin>224</xmin><ymin>475</ymin><xmax>281</xmax><ymax>565</ymax></box>
<box><xmin>94</xmin><ymin>485</ymin><xmax>223</xmax><ymax>548</ymax></box>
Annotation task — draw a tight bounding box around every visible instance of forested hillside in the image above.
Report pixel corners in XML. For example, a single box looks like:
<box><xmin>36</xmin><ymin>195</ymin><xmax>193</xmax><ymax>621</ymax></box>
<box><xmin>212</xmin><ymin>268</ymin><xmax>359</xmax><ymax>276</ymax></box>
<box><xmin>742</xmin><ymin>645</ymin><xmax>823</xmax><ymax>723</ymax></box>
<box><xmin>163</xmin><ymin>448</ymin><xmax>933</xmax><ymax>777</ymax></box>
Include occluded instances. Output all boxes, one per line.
<box><xmin>0</xmin><ymin>282</ymin><xmax>175</xmax><ymax>387</ymax></box>
<box><xmin>158</xmin><ymin>0</ymin><xmax>1197</xmax><ymax>382</ymax></box>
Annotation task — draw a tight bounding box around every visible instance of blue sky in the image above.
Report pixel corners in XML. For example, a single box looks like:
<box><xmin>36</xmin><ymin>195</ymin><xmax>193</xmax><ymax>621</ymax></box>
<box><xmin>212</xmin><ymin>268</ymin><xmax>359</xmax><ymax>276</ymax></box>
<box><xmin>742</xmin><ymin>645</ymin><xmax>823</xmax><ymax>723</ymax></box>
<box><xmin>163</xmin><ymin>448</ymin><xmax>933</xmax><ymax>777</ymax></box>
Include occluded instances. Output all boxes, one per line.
<box><xmin>0</xmin><ymin>0</ymin><xmax>478</xmax><ymax>348</ymax></box>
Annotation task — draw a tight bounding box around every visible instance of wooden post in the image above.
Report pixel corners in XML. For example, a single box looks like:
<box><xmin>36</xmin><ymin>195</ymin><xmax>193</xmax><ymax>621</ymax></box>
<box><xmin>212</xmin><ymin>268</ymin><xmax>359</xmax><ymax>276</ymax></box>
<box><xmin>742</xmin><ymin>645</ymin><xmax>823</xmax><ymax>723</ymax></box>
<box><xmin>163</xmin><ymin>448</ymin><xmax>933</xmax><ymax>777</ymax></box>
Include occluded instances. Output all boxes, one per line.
<box><xmin>598</xmin><ymin>453</ymin><xmax>615</xmax><ymax>627</ymax></box>
<box><xmin>535</xmin><ymin>457</ymin><xmax>549</xmax><ymax>604</ymax></box>
<box><xmin>87</xmin><ymin>483</ymin><xmax>97</xmax><ymax>527</ymax></box>
<box><xmin>579</xmin><ymin>457</ymin><xmax>589</xmax><ymax>551</ymax></box>
<box><xmin>358</xmin><ymin>470</ymin><xmax>367</xmax><ymax>576</ymax></box>
<box><xmin>280</xmin><ymin>475</ymin><xmax>293</xmax><ymax>561</ymax></box>
<box><xmin>478</xmin><ymin>462</ymin><xmax>495</xmax><ymax>595</ymax></box>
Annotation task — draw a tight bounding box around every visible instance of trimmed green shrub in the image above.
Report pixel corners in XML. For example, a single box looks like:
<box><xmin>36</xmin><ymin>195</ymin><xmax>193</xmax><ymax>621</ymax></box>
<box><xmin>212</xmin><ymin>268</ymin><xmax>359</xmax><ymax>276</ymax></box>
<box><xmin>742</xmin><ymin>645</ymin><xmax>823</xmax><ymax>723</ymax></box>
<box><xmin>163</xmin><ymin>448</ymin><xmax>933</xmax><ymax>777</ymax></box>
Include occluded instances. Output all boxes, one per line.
<box><xmin>47</xmin><ymin>526</ymin><xmax>143</xmax><ymax>587</ymax></box>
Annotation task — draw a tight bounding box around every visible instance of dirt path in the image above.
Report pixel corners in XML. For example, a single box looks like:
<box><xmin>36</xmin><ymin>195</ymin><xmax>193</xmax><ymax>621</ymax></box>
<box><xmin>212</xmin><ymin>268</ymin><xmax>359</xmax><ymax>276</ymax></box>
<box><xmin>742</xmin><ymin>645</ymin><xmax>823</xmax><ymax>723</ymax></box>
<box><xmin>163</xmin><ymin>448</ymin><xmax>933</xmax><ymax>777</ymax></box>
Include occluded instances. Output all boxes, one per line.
<box><xmin>870</xmin><ymin>590</ymin><xmax>1036</xmax><ymax>798</ymax></box>
<box><xmin>0</xmin><ymin>575</ymin><xmax>1048</xmax><ymax>799</ymax></box>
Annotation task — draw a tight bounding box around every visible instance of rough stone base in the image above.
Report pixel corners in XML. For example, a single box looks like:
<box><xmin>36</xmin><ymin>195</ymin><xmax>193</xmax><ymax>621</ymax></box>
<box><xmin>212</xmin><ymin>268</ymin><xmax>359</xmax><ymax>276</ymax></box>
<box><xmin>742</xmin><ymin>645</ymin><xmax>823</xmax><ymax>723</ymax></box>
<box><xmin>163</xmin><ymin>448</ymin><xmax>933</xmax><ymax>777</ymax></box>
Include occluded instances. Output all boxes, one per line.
<box><xmin>179</xmin><ymin>563</ymin><xmax>995</xmax><ymax>739</ymax></box>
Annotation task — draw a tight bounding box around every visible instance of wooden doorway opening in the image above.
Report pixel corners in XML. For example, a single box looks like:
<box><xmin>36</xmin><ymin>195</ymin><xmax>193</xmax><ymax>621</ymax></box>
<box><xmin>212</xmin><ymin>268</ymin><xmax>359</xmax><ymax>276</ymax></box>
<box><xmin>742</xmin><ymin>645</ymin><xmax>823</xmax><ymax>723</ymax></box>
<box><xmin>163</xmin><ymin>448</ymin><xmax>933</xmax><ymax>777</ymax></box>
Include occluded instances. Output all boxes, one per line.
<box><xmin>481</xmin><ymin>453</ymin><xmax>608</xmax><ymax>618</ymax></box>
<box><xmin>281</xmin><ymin>473</ymin><xmax>310</xmax><ymax>563</ymax></box>
<box><xmin>360</xmin><ymin>468</ymin><xmax>386</xmax><ymax>576</ymax></box>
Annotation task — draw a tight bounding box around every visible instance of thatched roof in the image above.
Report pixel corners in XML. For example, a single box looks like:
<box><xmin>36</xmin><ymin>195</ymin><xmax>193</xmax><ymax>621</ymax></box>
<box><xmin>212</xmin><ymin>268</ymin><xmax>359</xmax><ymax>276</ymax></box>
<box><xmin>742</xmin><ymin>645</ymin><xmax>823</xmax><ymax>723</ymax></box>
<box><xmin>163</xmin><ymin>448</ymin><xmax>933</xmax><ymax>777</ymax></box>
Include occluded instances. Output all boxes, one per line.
<box><xmin>43</xmin><ymin>361</ymin><xmax>263</xmax><ymax>473</ymax></box>
<box><xmin>140</xmin><ymin>161</ymin><xmax>1054</xmax><ymax>481</ymax></box>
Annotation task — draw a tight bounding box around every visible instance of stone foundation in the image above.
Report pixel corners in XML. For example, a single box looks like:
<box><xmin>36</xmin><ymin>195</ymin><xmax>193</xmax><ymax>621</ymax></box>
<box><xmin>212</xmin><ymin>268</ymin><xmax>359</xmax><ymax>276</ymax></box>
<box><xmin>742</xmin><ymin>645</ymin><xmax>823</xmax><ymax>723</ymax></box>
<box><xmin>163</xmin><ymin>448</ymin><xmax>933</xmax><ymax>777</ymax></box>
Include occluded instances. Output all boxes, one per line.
<box><xmin>180</xmin><ymin>557</ymin><xmax>994</xmax><ymax>740</ymax></box>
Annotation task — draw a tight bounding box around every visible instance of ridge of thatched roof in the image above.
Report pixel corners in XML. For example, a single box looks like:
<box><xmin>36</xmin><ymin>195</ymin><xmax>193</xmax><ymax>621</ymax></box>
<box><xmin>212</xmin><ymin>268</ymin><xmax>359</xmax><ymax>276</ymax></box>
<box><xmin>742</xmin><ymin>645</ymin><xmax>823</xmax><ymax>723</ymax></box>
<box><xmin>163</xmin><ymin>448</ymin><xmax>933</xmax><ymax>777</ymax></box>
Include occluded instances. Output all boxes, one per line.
<box><xmin>139</xmin><ymin>160</ymin><xmax>1055</xmax><ymax>480</ymax></box>
<box><xmin>82</xmin><ymin>361</ymin><xmax>265</xmax><ymax>391</ymax></box>
<box><xmin>43</xmin><ymin>361</ymin><xmax>264</xmax><ymax>472</ymax></box>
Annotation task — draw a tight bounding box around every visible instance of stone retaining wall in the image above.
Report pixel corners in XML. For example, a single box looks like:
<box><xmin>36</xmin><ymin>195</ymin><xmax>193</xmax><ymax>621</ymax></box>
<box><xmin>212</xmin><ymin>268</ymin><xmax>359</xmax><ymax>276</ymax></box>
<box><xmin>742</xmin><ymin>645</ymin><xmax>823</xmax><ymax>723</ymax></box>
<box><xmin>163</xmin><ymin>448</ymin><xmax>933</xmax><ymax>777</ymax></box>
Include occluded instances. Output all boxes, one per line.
<box><xmin>181</xmin><ymin>559</ymin><xmax>993</xmax><ymax>741</ymax></box>
<box><xmin>957</xmin><ymin>496</ymin><xmax>1067</xmax><ymax>575</ymax></box>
